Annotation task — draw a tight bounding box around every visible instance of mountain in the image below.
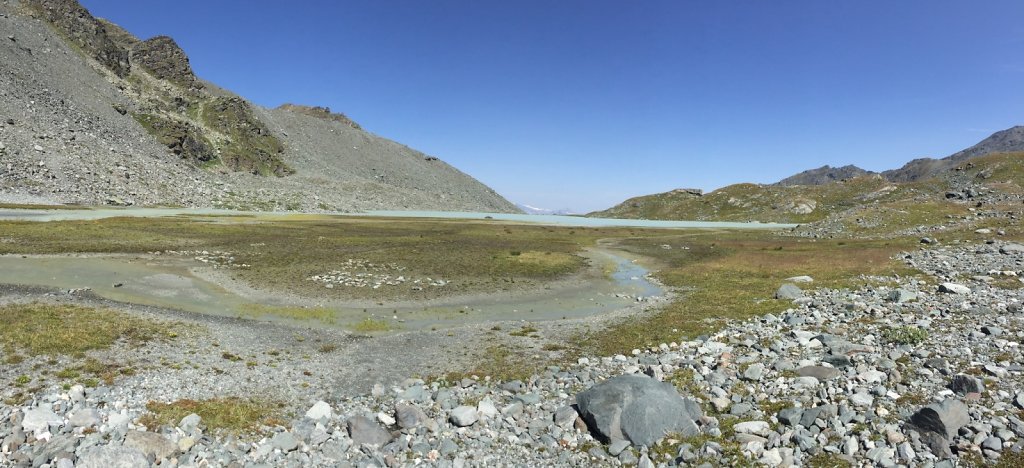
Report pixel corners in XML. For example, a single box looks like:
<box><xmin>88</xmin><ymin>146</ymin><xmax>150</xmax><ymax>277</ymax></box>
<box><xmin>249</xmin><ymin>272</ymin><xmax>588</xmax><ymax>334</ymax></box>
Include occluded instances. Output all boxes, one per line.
<box><xmin>515</xmin><ymin>203</ymin><xmax>576</xmax><ymax>215</ymax></box>
<box><xmin>776</xmin><ymin>165</ymin><xmax>873</xmax><ymax>186</ymax></box>
<box><xmin>882</xmin><ymin>126</ymin><xmax>1024</xmax><ymax>182</ymax></box>
<box><xmin>591</xmin><ymin>125</ymin><xmax>1024</xmax><ymax>226</ymax></box>
<box><xmin>0</xmin><ymin>0</ymin><xmax>517</xmax><ymax>213</ymax></box>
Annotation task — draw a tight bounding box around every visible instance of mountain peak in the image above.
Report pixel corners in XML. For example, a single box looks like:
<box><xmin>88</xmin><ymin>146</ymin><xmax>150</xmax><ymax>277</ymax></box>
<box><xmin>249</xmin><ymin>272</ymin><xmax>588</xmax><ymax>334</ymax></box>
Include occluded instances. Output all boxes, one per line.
<box><xmin>776</xmin><ymin>164</ymin><xmax>873</xmax><ymax>186</ymax></box>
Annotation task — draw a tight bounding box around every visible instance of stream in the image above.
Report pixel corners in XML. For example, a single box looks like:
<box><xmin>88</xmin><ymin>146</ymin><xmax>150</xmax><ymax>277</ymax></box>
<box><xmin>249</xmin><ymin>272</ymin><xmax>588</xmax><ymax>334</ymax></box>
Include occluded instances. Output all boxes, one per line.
<box><xmin>0</xmin><ymin>249</ymin><xmax>663</xmax><ymax>332</ymax></box>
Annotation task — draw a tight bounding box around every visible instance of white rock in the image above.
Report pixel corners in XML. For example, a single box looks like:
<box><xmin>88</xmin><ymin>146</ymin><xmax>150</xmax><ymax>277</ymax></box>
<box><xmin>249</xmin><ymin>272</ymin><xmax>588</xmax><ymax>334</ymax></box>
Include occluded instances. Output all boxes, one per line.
<box><xmin>376</xmin><ymin>411</ymin><xmax>396</xmax><ymax>426</ymax></box>
<box><xmin>792</xmin><ymin>376</ymin><xmax>820</xmax><ymax>389</ymax></box>
<box><xmin>22</xmin><ymin>408</ymin><xmax>62</xmax><ymax>433</ymax></box>
<box><xmin>477</xmin><ymin>397</ymin><xmax>499</xmax><ymax>419</ymax></box>
<box><xmin>734</xmin><ymin>420</ymin><xmax>771</xmax><ymax>436</ymax></box>
<box><xmin>449</xmin><ymin>406</ymin><xmax>479</xmax><ymax>427</ymax></box>
<box><xmin>939</xmin><ymin>283</ymin><xmax>971</xmax><ymax>294</ymax></box>
<box><xmin>759</xmin><ymin>448</ymin><xmax>783</xmax><ymax>466</ymax></box>
<box><xmin>850</xmin><ymin>392</ymin><xmax>874</xmax><ymax>407</ymax></box>
<box><xmin>858</xmin><ymin>370</ymin><xmax>887</xmax><ymax>384</ymax></box>
<box><xmin>305</xmin><ymin>401</ymin><xmax>333</xmax><ymax>420</ymax></box>
<box><xmin>785</xmin><ymin>275</ymin><xmax>814</xmax><ymax>283</ymax></box>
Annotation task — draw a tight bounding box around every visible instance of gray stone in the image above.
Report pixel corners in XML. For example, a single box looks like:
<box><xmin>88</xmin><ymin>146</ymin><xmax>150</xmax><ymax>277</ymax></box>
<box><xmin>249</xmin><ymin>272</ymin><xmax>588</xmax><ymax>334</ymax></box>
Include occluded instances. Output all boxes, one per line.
<box><xmin>823</xmin><ymin>354</ymin><xmax>852</xmax><ymax>368</ymax></box>
<box><xmin>775</xmin><ymin>284</ymin><xmax>804</xmax><ymax>300</ymax></box>
<box><xmin>68</xmin><ymin>409</ymin><xmax>101</xmax><ymax>427</ymax></box>
<box><xmin>395</xmin><ymin>403</ymin><xmax>428</xmax><ymax>429</ymax></box>
<box><xmin>77</xmin><ymin>445</ymin><xmax>150</xmax><ymax>468</ymax></box>
<box><xmin>179</xmin><ymin>413</ymin><xmax>201</xmax><ymax>432</ymax></box>
<box><xmin>778</xmin><ymin>407</ymin><xmax>804</xmax><ymax>426</ymax></box>
<box><xmin>938</xmin><ymin>283</ymin><xmax>971</xmax><ymax>294</ymax></box>
<box><xmin>730</xmin><ymin>402</ymin><xmax>754</xmax><ymax>416</ymax></box>
<box><xmin>124</xmin><ymin>430</ymin><xmax>177</xmax><ymax>459</ymax></box>
<box><xmin>347</xmin><ymin>415</ymin><xmax>392</xmax><ymax>446</ymax></box>
<box><xmin>949</xmin><ymin>374</ymin><xmax>983</xmax><ymax>395</ymax></box>
<box><xmin>575</xmin><ymin>374</ymin><xmax>702</xmax><ymax>446</ymax></box>
<box><xmin>609</xmin><ymin>438</ymin><xmax>631</xmax><ymax>456</ymax></box>
<box><xmin>734</xmin><ymin>421</ymin><xmax>771</xmax><ymax>436</ymax></box>
<box><xmin>909</xmin><ymin>398</ymin><xmax>970</xmax><ymax>441</ymax></box>
<box><xmin>999</xmin><ymin>243</ymin><xmax>1024</xmax><ymax>254</ymax></box>
<box><xmin>889</xmin><ymin>288</ymin><xmax>918</xmax><ymax>303</ymax></box>
<box><xmin>982</xmin><ymin>326</ymin><xmax>1004</xmax><ymax>336</ymax></box>
<box><xmin>792</xmin><ymin>376</ymin><xmax>820</xmax><ymax>389</ymax></box>
<box><xmin>553</xmin><ymin>405</ymin><xmax>578</xmax><ymax>429</ymax></box>
<box><xmin>796</xmin><ymin>366</ymin><xmax>841</xmax><ymax>381</ymax></box>
<box><xmin>982</xmin><ymin>436</ymin><xmax>1003</xmax><ymax>451</ymax></box>
<box><xmin>305</xmin><ymin>401</ymin><xmax>333</xmax><ymax>420</ymax></box>
<box><xmin>449</xmin><ymin>406</ymin><xmax>479</xmax><ymax>427</ymax></box>
<box><xmin>743</xmin><ymin>363</ymin><xmax>765</xmax><ymax>381</ymax></box>
<box><xmin>270</xmin><ymin>431</ymin><xmax>300</xmax><ymax>452</ymax></box>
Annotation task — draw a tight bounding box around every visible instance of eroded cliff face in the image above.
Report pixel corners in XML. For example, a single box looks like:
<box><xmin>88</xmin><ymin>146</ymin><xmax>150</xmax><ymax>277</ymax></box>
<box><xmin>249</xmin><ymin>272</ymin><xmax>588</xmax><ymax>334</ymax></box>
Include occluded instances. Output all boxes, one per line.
<box><xmin>24</xmin><ymin>0</ymin><xmax>130</xmax><ymax>77</ymax></box>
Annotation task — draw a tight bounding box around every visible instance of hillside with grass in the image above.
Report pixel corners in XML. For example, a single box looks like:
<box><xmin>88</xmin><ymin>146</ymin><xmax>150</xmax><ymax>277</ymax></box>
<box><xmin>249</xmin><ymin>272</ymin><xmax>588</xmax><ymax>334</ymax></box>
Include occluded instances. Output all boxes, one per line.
<box><xmin>592</xmin><ymin>130</ymin><xmax>1024</xmax><ymax>231</ymax></box>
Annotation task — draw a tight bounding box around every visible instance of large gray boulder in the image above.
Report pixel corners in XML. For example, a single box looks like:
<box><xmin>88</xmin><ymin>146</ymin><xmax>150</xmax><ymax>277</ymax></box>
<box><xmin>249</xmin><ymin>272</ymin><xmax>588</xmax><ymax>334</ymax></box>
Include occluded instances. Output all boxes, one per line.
<box><xmin>775</xmin><ymin>284</ymin><xmax>804</xmax><ymax>300</ymax></box>
<box><xmin>346</xmin><ymin>415</ymin><xmax>392</xmax><ymax>446</ymax></box>
<box><xmin>124</xmin><ymin>430</ymin><xmax>177</xmax><ymax>459</ymax></box>
<box><xmin>77</xmin><ymin>446</ymin><xmax>150</xmax><ymax>468</ymax></box>
<box><xmin>909</xmin><ymin>398</ymin><xmax>969</xmax><ymax>441</ymax></box>
<box><xmin>575</xmin><ymin>374</ymin><xmax>702</xmax><ymax>447</ymax></box>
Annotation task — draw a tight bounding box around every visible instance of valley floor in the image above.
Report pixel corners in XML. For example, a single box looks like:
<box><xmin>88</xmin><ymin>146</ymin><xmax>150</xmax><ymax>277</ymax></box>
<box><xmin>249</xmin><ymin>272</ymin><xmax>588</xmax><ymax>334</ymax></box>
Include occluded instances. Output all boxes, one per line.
<box><xmin>0</xmin><ymin>208</ymin><xmax>1023</xmax><ymax>467</ymax></box>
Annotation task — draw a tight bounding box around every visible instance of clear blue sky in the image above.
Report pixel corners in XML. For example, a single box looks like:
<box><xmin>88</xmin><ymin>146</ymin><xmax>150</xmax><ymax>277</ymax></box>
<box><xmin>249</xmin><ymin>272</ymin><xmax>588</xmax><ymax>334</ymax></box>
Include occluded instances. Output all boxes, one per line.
<box><xmin>83</xmin><ymin>0</ymin><xmax>1024</xmax><ymax>212</ymax></box>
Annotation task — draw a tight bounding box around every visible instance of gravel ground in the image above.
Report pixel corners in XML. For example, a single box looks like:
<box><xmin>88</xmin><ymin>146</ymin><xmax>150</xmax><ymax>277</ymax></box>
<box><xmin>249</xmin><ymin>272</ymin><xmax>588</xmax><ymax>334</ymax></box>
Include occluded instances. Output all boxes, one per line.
<box><xmin>2</xmin><ymin>240</ymin><xmax>1024</xmax><ymax>467</ymax></box>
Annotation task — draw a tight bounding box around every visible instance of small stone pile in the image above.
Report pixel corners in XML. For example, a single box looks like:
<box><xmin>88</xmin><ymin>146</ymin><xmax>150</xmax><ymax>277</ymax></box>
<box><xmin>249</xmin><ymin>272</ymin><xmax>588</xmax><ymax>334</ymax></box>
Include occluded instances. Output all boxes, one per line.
<box><xmin>308</xmin><ymin>260</ymin><xmax>447</xmax><ymax>290</ymax></box>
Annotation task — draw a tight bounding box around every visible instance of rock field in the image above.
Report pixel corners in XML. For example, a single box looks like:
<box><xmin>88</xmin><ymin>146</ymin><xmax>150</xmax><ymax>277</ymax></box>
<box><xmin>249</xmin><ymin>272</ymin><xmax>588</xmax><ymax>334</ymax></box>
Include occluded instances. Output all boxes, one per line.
<box><xmin>2</xmin><ymin>240</ymin><xmax>1024</xmax><ymax>467</ymax></box>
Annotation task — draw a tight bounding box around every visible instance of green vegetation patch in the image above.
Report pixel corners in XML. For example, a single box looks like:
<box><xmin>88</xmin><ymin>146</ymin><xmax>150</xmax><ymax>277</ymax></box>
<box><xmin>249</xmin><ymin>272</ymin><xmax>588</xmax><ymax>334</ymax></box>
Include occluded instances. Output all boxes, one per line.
<box><xmin>238</xmin><ymin>304</ymin><xmax>336</xmax><ymax>324</ymax></box>
<box><xmin>202</xmin><ymin>97</ymin><xmax>291</xmax><ymax>176</ymax></box>
<box><xmin>351</xmin><ymin>317</ymin><xmax>394</xmax><ymax>333</ymax></box>
<box><xmin>0</xmin><ymin>216</ymin><xmax>606</xmax><ymax>301</ymax></box>
<box><xmin>0</xmin><ymin>303</ymin><xmax>173</xmax><ymax>357</ymax></box>
<box><xmin>577</xmin><ymin>233</ymin><xmax>917</xmax><ymax>355</ymax></box>
<box><xmin>132</xmin><ymin>112</ymin><xmax>216</xmax><ymax>163</ymax></box>
<box><xmin>141</xmin><ymin>398</ymin><xmax>282</xmax><ymax>433</ymax></box>
<box><xmin>882</xmin><ymin>326</ymin><xmax>928</xmax><ymax>345</ymax></box>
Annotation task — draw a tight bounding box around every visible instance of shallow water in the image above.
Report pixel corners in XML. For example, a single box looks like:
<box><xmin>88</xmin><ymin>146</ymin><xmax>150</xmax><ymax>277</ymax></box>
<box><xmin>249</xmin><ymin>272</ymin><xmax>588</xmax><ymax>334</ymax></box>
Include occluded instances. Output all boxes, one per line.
<box><xmin>0</xmin><ymin>249</ymin><xmax>663</xmax><ymax>332</ymax></box>
<box><xmin>0</xmin><ymin>207</ymin><xmax>798</xmax><ymax>229</ymax></box>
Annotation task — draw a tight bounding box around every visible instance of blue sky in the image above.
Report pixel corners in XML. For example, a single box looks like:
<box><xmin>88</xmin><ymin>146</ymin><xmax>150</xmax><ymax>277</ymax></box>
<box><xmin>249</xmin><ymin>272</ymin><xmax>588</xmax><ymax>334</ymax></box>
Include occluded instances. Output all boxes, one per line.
<box><xmin>83</xmin><ymin>1</ymin><xmax>1024</xmax><ymax>212</ymax></box>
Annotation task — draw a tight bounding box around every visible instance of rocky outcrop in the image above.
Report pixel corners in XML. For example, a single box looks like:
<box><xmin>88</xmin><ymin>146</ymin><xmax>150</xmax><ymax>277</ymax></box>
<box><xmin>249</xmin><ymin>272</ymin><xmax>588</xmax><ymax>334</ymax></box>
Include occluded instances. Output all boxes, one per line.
<box><xmin>777</xmin><ymin>164</ymin><xmax>873</xmax><ymax>186</ymax></box>
<box><xmin>130</xmin><ymin>36</ymin><xmax>199</xmax><ymax>88</ymax></box>
<box><xmin>131</xmin><ymin>113</ymin><xmax>215</xmax><ymax>163</ymax></box>
<box><xmin>277</xmin><ymin>104</ymin><xmax>362</xmax><ymax>130</ymax></box>
<box><xmin>202</xmin><ymin>97</ymin><xmax>290</xmax><ymax>176</ymax></box>
<box><xmin>883</xmin><ymin>126</ymin><xmax>1024</xmax><ymax>182</ymax></box>
<box><xmin>24</xmin><ymin>0</ymin><xmax>130</xmax><ymax>77</ymax></box>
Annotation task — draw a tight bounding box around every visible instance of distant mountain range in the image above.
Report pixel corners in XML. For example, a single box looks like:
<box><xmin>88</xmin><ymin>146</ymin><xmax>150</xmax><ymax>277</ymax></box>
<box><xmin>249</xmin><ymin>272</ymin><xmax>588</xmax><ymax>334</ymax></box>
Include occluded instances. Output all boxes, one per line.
<box><xmin>777</xmin><ymin>126</ymin><xmax>1024</xmax><ymax>186</ymax></box>
<box><xmin>515</xmin><ymin>203</ymin><xmax>577</xmax><ymax>216</ymax></box>
<box><xmin>591</xmin><ymin>124</ymin><xmax>1024</xmax><ymax>224</ymax></box>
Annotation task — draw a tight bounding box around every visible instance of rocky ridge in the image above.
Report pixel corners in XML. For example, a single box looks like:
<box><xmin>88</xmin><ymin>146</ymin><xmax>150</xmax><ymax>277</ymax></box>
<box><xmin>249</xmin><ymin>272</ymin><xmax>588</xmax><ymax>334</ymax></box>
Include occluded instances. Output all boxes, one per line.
<box><xmin>0</xmin><ymin>0</ymin><xmax>518</xmax><ymax>213</ymax></box>
<box><xmin>2</xmin><ymin>241</ymin><xmax>1023</xmax><ymax>467</ymax></box>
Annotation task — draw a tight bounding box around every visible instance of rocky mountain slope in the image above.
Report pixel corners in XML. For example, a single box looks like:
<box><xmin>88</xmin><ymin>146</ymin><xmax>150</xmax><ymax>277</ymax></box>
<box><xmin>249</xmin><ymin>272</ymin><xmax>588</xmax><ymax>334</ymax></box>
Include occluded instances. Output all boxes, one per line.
<box><xmin>592</xmin><ymin>128</ymin><xmax>1024</xmax><ymax>229</ymax></box>
<box><xmin>0</xmin><ymin>0</ymin><xmax>517</xmax><ymax>213</ymax></box>
<box><xmin>882</xmin><ymin>126</ymin><xmax>1024</xmax><ymax>183</ymax></box>
<box><xmin>777</xmin><ymin>165</ymin><xmax>873</xmax><ymax>187</ymax></box>
<box><xmin>777</xmin><ymin>126</ymin><xmax>1024</xmax><ymax>187</ymax></box>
